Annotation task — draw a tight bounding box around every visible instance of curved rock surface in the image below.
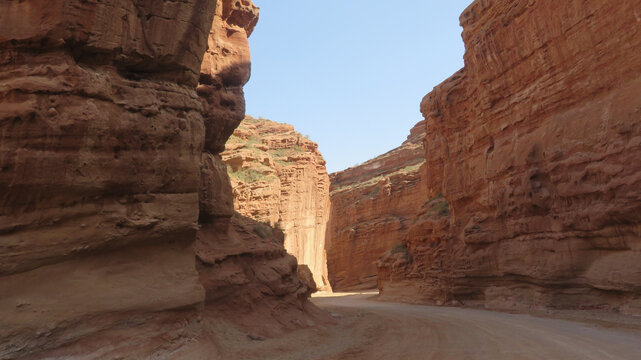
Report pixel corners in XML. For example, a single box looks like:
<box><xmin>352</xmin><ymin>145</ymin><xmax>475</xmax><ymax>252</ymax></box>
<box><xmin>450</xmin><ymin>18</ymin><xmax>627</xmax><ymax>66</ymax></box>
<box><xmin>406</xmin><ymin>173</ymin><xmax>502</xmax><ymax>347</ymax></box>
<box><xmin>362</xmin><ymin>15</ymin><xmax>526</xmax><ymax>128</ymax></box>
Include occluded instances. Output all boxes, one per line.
<box><xmin>221</xmin><ymin>116</ymin><xmax>332</xmax><ymax>291</ymax></box>
<box><xmin>0</xmin><ymin>1</ymin><xmax>215</xmax><ymax>358</ymax></box>
<box><xmin>379</xmin><ymin>0</ymin><xmax>641</xmax><ymax>314</ymax></box>
<box><xmin>327</xmin><ymin>121</ymin><xmax>426</xmax><ymax>290</ymax></box>
<box><xmin>196</xmin><ymin>3</ymin><xmax>329</xmax><ymax>333</ymax></box>
<box><xmin>196</xmin><ymin>213</ymin><xmax>328</xmax><ymax>338</ymax></box>
<box><xmin>0</xmin><ymin>0</ymin><xmax>326</xmax><ymax>358</ymax></box>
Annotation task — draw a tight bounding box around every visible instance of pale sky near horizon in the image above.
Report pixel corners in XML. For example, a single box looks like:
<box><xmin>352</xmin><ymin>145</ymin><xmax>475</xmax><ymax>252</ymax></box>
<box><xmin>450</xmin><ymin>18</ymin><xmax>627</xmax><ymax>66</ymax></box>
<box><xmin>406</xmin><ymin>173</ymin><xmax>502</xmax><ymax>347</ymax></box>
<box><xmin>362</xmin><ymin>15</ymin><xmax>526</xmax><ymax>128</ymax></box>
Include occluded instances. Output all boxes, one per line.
<box><xmin>244</xmin><ymin>0</ymin><xmax>473</xmax><ymax>173</ymax></box>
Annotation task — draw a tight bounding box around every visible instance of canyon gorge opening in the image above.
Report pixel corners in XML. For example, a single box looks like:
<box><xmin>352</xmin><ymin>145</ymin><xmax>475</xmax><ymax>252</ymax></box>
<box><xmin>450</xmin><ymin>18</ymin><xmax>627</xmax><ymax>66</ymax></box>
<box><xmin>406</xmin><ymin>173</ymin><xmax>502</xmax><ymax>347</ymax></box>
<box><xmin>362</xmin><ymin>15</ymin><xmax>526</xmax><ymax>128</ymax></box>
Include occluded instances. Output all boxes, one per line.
<box><xmin>2</xmin><ymin>1</ymin><xmax>641</xmax><ymax>359</ymax></box>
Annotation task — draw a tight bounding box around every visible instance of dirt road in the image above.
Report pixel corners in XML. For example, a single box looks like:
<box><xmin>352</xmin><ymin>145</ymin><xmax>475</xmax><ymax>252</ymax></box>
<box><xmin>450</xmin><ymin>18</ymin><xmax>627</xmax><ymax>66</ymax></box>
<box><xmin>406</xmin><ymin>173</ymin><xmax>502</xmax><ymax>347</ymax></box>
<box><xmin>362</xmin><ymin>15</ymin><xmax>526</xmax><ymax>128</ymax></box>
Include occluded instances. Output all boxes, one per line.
<box><xmin>218</xmin><ymin>292</ymin><xmax>641</xmax><ymax>359</ymax></box>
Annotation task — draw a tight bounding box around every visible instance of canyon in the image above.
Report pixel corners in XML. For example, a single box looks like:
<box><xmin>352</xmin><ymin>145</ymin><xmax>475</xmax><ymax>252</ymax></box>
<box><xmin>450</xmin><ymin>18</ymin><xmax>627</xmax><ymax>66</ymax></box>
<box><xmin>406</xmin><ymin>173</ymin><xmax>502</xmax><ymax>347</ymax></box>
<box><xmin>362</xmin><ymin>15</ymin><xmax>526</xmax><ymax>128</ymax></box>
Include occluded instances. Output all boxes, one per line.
<box><xmin>376</xmin><ymin>0</ymin><xmax>641</xmax><ymax>314</ymax></box>
<box><xmin>221</xmin><ymin>116</ymin><xmax>332</xmax><ymax>291</ymax></box>
<box><xmin>1</xmin><ymin>0</ymin><xmax>641</xmax><ymax>358</ymax></box>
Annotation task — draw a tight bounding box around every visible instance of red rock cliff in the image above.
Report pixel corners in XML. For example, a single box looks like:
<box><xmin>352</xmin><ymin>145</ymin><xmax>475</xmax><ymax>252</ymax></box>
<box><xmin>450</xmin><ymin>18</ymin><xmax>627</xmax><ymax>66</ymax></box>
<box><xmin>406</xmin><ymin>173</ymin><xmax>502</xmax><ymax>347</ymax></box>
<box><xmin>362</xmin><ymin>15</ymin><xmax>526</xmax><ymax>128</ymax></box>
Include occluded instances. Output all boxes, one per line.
<box><xmin>0</xmin><ymin>0</ymin><xmax>326</xmax><ymax>358</ymax></box>
<box><xmin>0</xmin><ymin>1</ymin><xmax>215</xmax><ymax>357</ymax></box>
<box><xmin>196</xmin><ymin>0</ymin><xmax>330</xmax><ymax>340</ymax></box>
<box><xmin>220</xmin><ymin>116</ymin><xmax>332</xmax><ymax>291</ymax></box>
<box><xmin>327</xmin><ymin>121</ymin><xmax>427</xmax><ymax>290</ymax></box>
<box><xmin>379</xmin><ymin>0</ymin><xmax>641</xmax><ymax>314</ymax></box>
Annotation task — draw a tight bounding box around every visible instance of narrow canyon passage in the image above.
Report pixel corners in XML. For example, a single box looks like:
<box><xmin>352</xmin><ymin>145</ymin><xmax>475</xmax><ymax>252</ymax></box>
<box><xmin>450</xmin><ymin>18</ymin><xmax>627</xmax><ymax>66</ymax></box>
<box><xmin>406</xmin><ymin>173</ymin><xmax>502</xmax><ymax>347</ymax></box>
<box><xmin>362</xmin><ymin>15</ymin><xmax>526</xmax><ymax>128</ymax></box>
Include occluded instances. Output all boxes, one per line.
<box><xmin>217</xmin><ymin>293</ymin><xmax>641</xmax><ymax>360</ymax></box>
<box><xmin>3</xmin><ymin>0</ymin><xmax>641</xmax><ymax>358</ymax></box>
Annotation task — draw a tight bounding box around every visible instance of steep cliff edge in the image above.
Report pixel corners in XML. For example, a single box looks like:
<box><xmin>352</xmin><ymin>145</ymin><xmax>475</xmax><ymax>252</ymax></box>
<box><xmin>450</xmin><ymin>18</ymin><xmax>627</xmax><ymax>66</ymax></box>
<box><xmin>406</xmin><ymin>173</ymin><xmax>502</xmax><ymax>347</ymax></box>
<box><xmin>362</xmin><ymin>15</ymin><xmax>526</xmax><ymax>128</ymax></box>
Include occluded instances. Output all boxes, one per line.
<box><xmin>0</xmin><ymin>0</ymin><xmax>326</xmax><ymax>358</ymax></box>
<box><xmin>220</xmin><ymin>116</ymin><xmax>332</xmax><ymax>291</ymax></box>
<box><xmin>379</xmin><ymin>0</ymin><xmax>641</xmax><ymax>314</ymax></box>
<box><xmin>327</xmin><ymin>121</ymin><xmax>426</xmax><ymax>290</ymax></box>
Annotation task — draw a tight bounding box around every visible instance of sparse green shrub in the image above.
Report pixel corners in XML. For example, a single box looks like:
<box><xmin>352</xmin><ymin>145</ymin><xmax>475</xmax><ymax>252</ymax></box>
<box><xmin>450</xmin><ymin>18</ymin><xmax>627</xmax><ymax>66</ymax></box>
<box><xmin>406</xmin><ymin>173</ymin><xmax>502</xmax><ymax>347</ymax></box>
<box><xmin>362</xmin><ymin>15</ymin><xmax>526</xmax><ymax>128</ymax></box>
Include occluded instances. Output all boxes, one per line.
<box><xmin>229</xmin><ymin>168</ymin><xmax>277</xmax><ymax>184</ymax></box>
<box><xmin>425</xmin><ymin>193</ymin><xmax>450</xmax><ymax>217</ymax></box>
<box><xmin>390</xmin><ymin>243</ymin><xmax>408</xmax><ymax>255</ymax></box>
<box><xmin>269</xmin><ymin>148</ymin><xmax>289</xmax><ymax>158</ymax></box>
<box><xmin>246</xmin><ymin>135</ymin><xmax>262</xmax><ymax>147</ymax></box>
<box><xmin>253</xmin><ymin>223</ymin><xmax>272</xmax><ymax>239</ymax></box>
<box><xmin>268</xmin><ymin>145</ymin><xmax>305</xmax><ymax>166</ymax></box>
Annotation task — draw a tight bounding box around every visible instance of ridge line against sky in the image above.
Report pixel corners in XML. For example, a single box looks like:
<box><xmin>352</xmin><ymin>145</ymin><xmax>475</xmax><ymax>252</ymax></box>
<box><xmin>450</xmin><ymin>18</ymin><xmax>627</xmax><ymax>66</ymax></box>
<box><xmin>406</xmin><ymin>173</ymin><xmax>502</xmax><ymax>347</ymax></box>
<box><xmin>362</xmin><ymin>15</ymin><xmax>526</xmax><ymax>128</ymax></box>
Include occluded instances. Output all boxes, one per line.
<box><xmin>245</xmin><ymin>0</ymin><xmax>473</xmax><ymax>173</ymax></box>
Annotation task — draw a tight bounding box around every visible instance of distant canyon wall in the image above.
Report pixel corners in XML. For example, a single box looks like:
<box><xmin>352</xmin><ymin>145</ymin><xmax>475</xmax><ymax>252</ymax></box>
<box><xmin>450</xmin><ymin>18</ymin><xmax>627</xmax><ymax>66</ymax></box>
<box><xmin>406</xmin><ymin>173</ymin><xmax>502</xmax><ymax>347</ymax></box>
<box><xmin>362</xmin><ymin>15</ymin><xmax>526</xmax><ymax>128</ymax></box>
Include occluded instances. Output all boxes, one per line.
<box><xmin>378</xmin><ymin>0</ymin><xmax>641</xmax><ymax>314</ymax></box>
<box><xmin>195</xmin><ymin>0</ymin><xmax>325</xmax><ymax>337</ymax></box>
<box><xmin>0</xmin><ymin>1</ymin><xmax>323</xmax><ymax>358</ymax></box>
<box><xmin>221</xmin><ymin>116</ymin><xmax>332</xmax><ymax>291</ymax></box>
<box><xmin>326</xmin><ymin>122</ymin><xmax>427</xmax><ymax>290</ymax></box>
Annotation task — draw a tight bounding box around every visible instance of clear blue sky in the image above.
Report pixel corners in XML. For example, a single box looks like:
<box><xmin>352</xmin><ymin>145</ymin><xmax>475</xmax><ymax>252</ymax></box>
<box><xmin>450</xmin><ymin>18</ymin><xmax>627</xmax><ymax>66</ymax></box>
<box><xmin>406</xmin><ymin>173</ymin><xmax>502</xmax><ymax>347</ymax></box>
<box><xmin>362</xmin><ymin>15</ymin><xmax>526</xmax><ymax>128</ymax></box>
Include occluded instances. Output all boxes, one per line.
<box><xmin>245</xmin><ymin>0</ymin><xmax>472</xmax><ymax>173</ymax></box>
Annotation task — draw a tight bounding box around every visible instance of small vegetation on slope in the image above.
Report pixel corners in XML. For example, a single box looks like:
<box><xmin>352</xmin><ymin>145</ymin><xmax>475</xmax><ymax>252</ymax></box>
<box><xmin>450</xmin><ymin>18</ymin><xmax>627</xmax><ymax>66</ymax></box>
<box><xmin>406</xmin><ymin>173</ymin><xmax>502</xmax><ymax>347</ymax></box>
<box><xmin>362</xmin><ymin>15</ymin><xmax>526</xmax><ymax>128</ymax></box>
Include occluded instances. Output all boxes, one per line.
<box><xmin>269</xmin><ymin>145</ymin><xmax>305</xmax><ymax>166</ymax></box>
<box><xmin>252</xmin><ymin>222</ymin><xmax>273</xmax><ymax>239</ymax></box>
<box><xmin>332</xmin><ymin>160</ymin><xmax>425</xmax><ymax>193</ymax></box>
<box><xmin>228</xmin><ymin>166</ymin><xmax>278</xmax><ymax>184</ymax></box>
<box><xmin>424</xmin><ymin>193</ymin><xmax>450</xmax><ymax>217</ymax></box>
<box><xmin>390</xmin><ymin>243</ymin><xmax>409</xmax><ymax>255</ymax></box>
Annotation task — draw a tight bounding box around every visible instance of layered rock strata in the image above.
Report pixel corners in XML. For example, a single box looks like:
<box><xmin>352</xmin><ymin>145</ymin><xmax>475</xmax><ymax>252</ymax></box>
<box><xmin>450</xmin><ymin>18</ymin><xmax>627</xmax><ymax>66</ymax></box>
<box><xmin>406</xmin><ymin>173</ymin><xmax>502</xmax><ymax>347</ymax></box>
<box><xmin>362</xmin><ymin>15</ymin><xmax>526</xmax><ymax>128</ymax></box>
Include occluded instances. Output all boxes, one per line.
<box><xmin>196</xmin><ymin>213</ymin><xmax>327</xmax><ymax>337</ymax></box>
<box><xmin>196</xmin><ymin>3</ymin><xmax>329</xmax><ymax>331</ymax></box>
<box><xmin>379</xmin><ymin>0</ymin><xmax>641</xmax><ymax>314</ymax></box>
<box><xmin>327</xmin><ymin>121</ymin><xmax>427</xmax><ymax>290</ymax></box>
<box><xmin>221</xmin><ymin>116</ymin><xmax>332</xmax><ymax>291</ymax></box>
<box><xmin>0</xmin><ymin>1</ymin><xmax>215</xmax><ymax>357</ymax></box>
<box><xmin>0</xmin><ymin>0</ymin><xmax>324</xmax><ymax>358</ymax></box>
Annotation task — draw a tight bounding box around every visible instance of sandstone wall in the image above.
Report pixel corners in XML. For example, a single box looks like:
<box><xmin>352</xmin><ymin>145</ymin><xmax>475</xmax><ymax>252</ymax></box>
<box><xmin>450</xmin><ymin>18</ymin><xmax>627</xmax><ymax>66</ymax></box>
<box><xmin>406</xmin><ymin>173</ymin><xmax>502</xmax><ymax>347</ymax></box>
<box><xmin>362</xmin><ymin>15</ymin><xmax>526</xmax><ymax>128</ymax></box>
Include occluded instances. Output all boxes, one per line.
<box><xmin>221</xmin><ymin>116</ymin><xmax>332</xmax><ymax>291</ymax></box>
<box><xmin>379</xmin><ymin>0</ymin><xmax>641</xmax><ymax>314</ymax></box>
<box><xmin>0</xmin><ymin>1</ymin><xmax>215</xmax><ymax>357</ymax></box>
<box><xmin>196</xmin><ymin>3</ymin><xmax>329</xmax><ymax>330</ymax></box>
<box><xmin>0</xmin><ymin>0</ymin><xmax>325</xmax><ymax>358</ymax></box>
<box><xmin>327</xmin><ymin>122</ymin><xmax>426</xmax><ymax>290</ymax></box>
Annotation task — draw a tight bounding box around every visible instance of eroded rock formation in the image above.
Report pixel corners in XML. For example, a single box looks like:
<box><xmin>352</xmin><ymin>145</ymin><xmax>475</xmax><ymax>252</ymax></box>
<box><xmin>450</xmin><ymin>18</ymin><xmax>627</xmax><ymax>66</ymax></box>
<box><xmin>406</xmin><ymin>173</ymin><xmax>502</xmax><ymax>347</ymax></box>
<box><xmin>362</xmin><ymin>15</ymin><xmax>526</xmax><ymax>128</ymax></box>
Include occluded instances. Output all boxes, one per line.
<box><xmin>0</xmin><ymin>1</ymin><xmax>215</xmax><ymax>357</ymax></box>
<box><xmin>378</xmin><ymin>0</ymin><xmax>641</xmax><ymax>314</ymax></box>
<box><xmin>326</xmin><ymin>121</ymin><xmax>427</xmax><ymax>290</ymax></box>
<box><xmin>196</xmin><ymin>213</ymin><xmax>327</xmax><ymax>337</ymax></box>
<box><xmin>0</xmin><ymin>0</ymin><xmax>325</xmax><ymax>358</ymax></box>
<box><xmin>221</xmin><ymin>116</ymin><xmax>332</xmax><ymax>291</ymax></box>
<box><xmin>195</xmin><ymin>0</ymin><xmax>330</xmax><ymax>341</ymax></box>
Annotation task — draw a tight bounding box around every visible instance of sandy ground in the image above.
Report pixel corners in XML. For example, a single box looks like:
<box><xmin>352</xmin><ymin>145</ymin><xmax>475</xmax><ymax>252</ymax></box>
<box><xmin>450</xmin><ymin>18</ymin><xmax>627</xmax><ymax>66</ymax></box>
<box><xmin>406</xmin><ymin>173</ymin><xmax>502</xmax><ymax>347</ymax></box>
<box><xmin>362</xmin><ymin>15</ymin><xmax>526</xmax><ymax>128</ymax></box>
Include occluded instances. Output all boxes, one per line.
<box><xmin>215</xmin><ymin>292</ymin><xmax>641</xmax><ymax>359</ymax></box>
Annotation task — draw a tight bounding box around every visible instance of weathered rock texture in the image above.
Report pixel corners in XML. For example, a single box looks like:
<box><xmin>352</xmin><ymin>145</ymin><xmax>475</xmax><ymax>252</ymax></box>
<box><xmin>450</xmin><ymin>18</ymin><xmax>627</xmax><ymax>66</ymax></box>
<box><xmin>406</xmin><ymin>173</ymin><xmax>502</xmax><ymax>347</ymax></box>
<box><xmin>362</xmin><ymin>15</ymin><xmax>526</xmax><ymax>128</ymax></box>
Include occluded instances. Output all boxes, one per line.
<box><xmin>0</xmin><ymin>1</ymin><xmax>215</xmax><ymax>358</ymax></box>
<box><xmin>0</xmin><ymin>0</ymin><xmax>325</xmax><ymax>358</ymax></box>
<box><xmin>196</xmin><ymin>213</ymin><xmax>327</xmax><ymax>337</ymax></box>
<box><xmin>196</xmin><ymin>4</ymin><xmax>330</xmax><ymax>334</ymax></box>
<box><xmin>220</xmin><ymin>116</ymin><xmax>332</xmax><ymax>291</ymax></box>
<box><xmin>327</xmin><ymin>122</ymin><xmax>426</xmax><ymax>290</ymax></box>
<box><xmin>378</xmin><ymin>0</ymin><xmax>641</xmax><ymax>315</ymax></box>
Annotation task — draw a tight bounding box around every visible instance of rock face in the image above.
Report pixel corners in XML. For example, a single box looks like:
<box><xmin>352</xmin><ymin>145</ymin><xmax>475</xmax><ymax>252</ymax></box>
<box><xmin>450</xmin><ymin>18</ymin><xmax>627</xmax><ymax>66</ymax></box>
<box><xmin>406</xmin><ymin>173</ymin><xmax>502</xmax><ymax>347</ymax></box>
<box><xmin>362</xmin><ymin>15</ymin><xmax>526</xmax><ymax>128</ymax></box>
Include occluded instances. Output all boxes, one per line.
<box><xmin>196</xmin><ymin>2</ymin><xmax>330</xmax><ymax>328</ymax></box>
<box><xmin>378</xmin><ymin>0</ymin><xmax>641</xmax><ymax>314</ymax></box>
<box><xmin>0</xmin><ymin>0</ymin><xmax>325</xmax><ymax>358</ymax></box>
<box><xmin>196</xmin><ymin>0</ymin><xmax>330</xmax><ymax>341</ymax></box>
<box><xmin>220</xmin><ymin>116</ymin><xmax>332</xmax><ymax>291</ymax></box>
<box><xmin>196</xmin><ymin>213</ymin><xmax>327</xmax><ymax>337</ymax></box>
<box><xmin>0</xmin><ymin>1</ymin><xmax>214</xmax><ymax>357</ymax></box>
<box><xmin>327</xmin><ymin>122</ymin><xmax>427</xmax><ymax>290</ymax></box>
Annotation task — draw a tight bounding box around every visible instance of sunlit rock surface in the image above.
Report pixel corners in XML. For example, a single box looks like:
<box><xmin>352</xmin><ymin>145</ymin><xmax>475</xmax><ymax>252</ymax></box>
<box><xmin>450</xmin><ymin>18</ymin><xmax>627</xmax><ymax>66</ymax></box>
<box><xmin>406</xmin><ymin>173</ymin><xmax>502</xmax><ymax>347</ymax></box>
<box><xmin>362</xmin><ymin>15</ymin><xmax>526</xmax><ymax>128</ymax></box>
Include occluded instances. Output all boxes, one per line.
<box><xmin>378</xmin><ymin>0</ymin><xmax>641</xmax><ymax>314</ymax></box>
<box><xmin>327</xmin><ymin>121</ymin><xmax>427</xmax><ymax>290</ymax></box>
<box><xmin>221</xmin><ymin>116</ymin><xmax>332</xmax><ymax>291</ymax></box>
